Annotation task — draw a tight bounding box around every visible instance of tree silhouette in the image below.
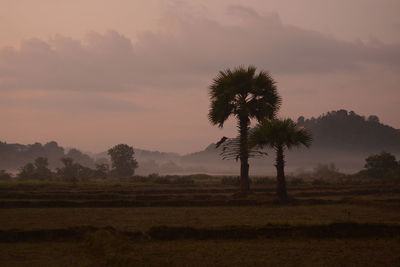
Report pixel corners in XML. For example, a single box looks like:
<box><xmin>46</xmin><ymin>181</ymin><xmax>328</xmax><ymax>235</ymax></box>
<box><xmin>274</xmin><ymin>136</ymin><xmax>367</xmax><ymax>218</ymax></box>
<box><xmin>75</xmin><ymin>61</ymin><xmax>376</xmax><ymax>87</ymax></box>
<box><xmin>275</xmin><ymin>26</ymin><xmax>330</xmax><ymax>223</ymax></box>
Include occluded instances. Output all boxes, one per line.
<box><xmin>108</xmin><ymin>144</ymin><xmax>138</xmax><ymax>178</ymax></box>
<box><xmin>208</xmin><ymin>66</ymin><xmax>281</xmax><ymax>194</ymax></box>
<box><xmin>0</xmin><ymin>170</ymin><xmax>12</xmax><ymax>180</ymax></box>
<box><xmin>57</xmin><ymin>157</ymin><xmax>80</xmax><ymax>182</ymax></box>
<box><xmin>250</xmin><ymin>118</ymin><xmax>312</xmax><ymax>201</ymax></box>
<box><xmin>33</xmin><ymin>157</ymin><xmax>52</xmax><ymax>180</ymax></box>
<box><xmin>18</xmin><ymin>163</ymin><xmax>35</xmax><ymax>180</ymax></box>
<box><xmin>18</xmin><ymin>157</ymin><xmax>52</xmax><ymax>180</ymax></box>
<box><xmin>364</xmin><ymin>151</ymin><xmax>399</xmax><ymax>178</ymax></box>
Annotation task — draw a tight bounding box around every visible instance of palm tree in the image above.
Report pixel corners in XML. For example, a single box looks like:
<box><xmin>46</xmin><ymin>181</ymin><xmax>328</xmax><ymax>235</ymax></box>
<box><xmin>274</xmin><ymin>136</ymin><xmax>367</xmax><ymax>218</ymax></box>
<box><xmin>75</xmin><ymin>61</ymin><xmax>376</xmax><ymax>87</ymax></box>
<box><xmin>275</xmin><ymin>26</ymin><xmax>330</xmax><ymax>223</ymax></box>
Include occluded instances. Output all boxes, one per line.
<box><xmin>208</xmin><ymin>66</ymin><xmax>281</xmax><ymax>194</ymax></box>
<box><xmin>249</xmin><ymin>118</ymin><xmax>312</xmax><ymax>201</ymax></box>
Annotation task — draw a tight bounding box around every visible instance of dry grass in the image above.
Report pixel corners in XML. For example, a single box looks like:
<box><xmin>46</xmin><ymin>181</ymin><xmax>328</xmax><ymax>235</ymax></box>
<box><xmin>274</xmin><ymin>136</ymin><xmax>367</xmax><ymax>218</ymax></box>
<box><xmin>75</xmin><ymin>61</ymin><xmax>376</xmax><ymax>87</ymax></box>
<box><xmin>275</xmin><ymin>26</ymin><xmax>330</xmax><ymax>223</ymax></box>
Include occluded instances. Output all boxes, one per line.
<box><xmin>1</xmin><ymin>204</ymin><xmax>399</xmax><ymax>231</ymax></box>
<box><xmin>1</xmin><ymin>238</ymin><xmax>400</xmax><ymax>267</ymax></box>
<box><xmin>1</xmin><ymin>180</ymin><xmax>400</xmax><ymax>266</ymax></box>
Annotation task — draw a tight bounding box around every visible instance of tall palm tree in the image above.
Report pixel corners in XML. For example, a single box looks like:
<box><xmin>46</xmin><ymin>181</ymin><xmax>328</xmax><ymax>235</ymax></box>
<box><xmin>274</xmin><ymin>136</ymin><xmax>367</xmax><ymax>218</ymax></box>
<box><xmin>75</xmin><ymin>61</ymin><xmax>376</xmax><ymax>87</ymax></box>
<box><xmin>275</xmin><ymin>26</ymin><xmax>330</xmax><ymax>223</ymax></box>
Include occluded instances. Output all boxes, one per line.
<box><xmin>249</xmin><ymin>118</ymin><xmax>312</xmax><ymax>201</ymax></box>
<box><xmin>208</xmin><ymin>66</ymin><xmax>281</xmax><ymax>194</ymax></box>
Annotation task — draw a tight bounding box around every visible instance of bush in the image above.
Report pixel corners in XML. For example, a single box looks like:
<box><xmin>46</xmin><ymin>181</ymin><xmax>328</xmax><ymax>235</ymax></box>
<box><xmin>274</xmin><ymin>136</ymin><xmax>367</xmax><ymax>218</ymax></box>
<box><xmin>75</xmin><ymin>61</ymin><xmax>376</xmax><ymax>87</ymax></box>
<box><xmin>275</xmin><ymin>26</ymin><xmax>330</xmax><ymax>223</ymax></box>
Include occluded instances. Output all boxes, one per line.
<box><xmin>148</xmin><ymin>173</ymin><xmax>159</xmax><ymax>179</ymax></box>
<box><xmin>311</xmin><ymin>178</ymin><xmax>330</xmax><ymax>185</ymax></box>
<box><xmin>153</xmin><ymin>177</ymin><xmax>171</xmax><ymax>184</ymax></box>
<box><xmin>252</xmin><ymin>177</ymin><xmax>275</xmax><ymax>185</ymax></box>
<box><xmin>18</xmin><ymin>157</ymin><xmax>53</xmax><ymax>180</ymax></box>
<box><xmin>186</xmin><ymin>174</ymin><xmax>212</xmax><ymax>180</ymax></box>
<box><xmin>151</xmin><ymin>175</ymin><xmax>195</xmax><ymax>185</ymax></box>
<box><xmin>221</xmin><ymin>176</ymin><xmax>240</xmax><ymax>186</ymax></box>
<box><xmin>129</xmin><ymin>175</ymin><xmax>147</xmax><ymax>182</ymax></box>
<box><xmin>289</xmin><ymin>178</ymin><xmax>305</xmax><ymax>186</ymax></box>
<box><xmin>363</xmin><ymin>151</ymin><xmax>399</xmax><ymax>179</ymax></box>
<box><xmin>0</xmin><ymin>170</ymin><xmax>12</xmax><ymax>180</ymax></box>
<box><xmin>172</xmin><ymin>177</ymin><xmax>195</xmax><ymax>185</ymax></box>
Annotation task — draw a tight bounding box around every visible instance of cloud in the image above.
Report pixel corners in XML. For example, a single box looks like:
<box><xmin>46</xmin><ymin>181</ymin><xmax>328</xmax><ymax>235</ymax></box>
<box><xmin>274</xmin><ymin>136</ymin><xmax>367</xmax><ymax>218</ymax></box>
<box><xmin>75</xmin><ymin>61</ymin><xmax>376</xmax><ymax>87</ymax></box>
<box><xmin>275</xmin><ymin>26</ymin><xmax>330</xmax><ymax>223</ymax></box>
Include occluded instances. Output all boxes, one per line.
<box><xmin>0</xmin><ymin>5</ymin><xmax>399</xmax><ymax>94</ymax></box>
<box><xmin>0</xmin><ymin>91</ymin><xmax>143</xmax><ymax>113</ymax></box>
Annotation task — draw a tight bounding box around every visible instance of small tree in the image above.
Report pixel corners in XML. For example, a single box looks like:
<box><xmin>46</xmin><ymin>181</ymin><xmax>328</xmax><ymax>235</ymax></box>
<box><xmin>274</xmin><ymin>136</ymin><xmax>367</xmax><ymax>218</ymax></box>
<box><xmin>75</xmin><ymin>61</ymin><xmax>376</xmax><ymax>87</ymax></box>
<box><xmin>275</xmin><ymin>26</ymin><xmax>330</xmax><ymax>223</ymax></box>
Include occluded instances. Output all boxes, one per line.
<box><xmin>18</xmin><ymin>157</ymin><xmax>53</xmax><ymax>180</ymax></box>
<box><xmin>250</xmin><ymin>118</ymin><xmax>312</xmax><ymax>201</ymax></box>
<box><xmin>94</xmin><ymin>163</ymin><xmax>109</xmax><ymax>179</ymax></box>
<box><xmin>364</xmin><ymin>151</ymin><xmax>399</xmax><ymax>178</ymax></box>
<box><xmin>108</xmin><ymin>144</ymin><xmax>138</xmax><ymax>178</ymax></box>
<box><xmin>34</xmin><ymin>157</ymin><xmax>53</xmax><ymax>180</ymax></box>
<box><xmin>57</xmin><ymin>157</ymin><xmax>80</xmax><ymax>182</ymax></box>
<box><xmin>57</xmin><ymin>157</ymin><xmax>95</xmax><ymax>182</ymax></box>
<box><xmin>18</xmin><ymin>163</ymin><xmax>36</xmax><ymax>180</ymax></box>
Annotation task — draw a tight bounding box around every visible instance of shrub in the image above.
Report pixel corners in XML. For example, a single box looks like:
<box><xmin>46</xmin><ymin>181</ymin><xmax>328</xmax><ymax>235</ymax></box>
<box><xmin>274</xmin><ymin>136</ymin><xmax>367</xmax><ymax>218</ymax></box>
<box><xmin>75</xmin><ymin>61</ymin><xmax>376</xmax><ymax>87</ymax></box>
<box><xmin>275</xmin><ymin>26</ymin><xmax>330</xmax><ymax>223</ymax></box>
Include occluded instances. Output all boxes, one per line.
<box><xmin>153</xmin><ymin>177</ymin><xmax>171</xmax><ymax>184</ymax></box>
<box><xmin>172</xmin><ymin>177</ymin><xmax>195</xmax><ymax>185</ymax></box>
<box><xmin>18</xmin><ymin>157</ymin><xmax>53</xmax><ymax>180</ymax></box>
<box><xmin>311</xmin><ymin>178</ymin><xmax>330</xmax><ymax>185</ymax></box>
<box><xmin>148</xmin><ymin>173</ymin><xmax>159</xmax><ymax>179</ymax></box>
<box><xmin>0</xmin><ymin>170</ymin><xmax>12</xmax><ymax>180</ymax></box>
<box><xmin>363</xmin><ymin>151</ymin><xmax>399</xmax><ymax>179</ymax></box>
<box><xmin>289</xmin><ymin>177</ymin><xmax>305</xmax><ymax>186</ymax></box>
<box><xmin>150</xmin><ymin>175</ymin><xmax>195</xmax><ymax>185</ymax></box>
<box><xmin>252</xmin><ymin>177</ymin><xmax>275</xmax><ymax>185</ymax></box>
<box><xmin>221</xmin><ymin>176</ymin><xmax>241</xmax><ymax>186</ymax></box>
<box><xmin>130</xmin><ymin>175</ymin><xmax>147</xmax><ymax>182</ymax></box>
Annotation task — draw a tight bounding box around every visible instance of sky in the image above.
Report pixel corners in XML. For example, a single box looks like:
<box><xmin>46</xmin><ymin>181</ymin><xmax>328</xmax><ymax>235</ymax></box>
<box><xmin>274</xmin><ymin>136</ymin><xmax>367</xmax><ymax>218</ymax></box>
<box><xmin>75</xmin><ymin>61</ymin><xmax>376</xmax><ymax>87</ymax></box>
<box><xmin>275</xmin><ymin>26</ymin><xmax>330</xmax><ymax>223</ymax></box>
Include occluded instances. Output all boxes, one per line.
<box><xmin>1</xmin><ymin>0</ymin><xmax>399</xmax><ymax>154</ymax></box>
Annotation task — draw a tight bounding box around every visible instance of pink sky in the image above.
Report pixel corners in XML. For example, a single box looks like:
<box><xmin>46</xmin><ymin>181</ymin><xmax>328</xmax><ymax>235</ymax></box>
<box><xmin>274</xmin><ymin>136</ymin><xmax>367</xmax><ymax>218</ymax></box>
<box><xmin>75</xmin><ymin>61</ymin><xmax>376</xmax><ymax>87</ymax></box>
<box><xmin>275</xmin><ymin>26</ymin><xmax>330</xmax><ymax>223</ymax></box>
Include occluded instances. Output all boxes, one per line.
<box><xmin>1</xmin><ymin>1</ymin><xmax>399</xmax><ymax>154</ymax></box>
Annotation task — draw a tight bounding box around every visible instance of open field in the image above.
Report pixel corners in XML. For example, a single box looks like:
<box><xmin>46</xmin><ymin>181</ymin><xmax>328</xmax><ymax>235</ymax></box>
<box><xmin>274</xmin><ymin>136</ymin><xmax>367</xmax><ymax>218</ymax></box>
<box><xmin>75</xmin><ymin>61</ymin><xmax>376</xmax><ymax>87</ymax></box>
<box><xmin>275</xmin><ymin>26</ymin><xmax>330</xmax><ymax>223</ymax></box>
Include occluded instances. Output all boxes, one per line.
<box><xmin>1</xmin><ymin>205</ymin><xmax>400</xmax><ymax>231</ymax></box>
<box><xmin>1</xmin><ymin>239</ymin><xmax>400</xmax><ymax>267</ymax></box>
<box><xmin>1</xmin><ymin>178</ymin><xmax>400</xmax><ymax>266</ymax></box>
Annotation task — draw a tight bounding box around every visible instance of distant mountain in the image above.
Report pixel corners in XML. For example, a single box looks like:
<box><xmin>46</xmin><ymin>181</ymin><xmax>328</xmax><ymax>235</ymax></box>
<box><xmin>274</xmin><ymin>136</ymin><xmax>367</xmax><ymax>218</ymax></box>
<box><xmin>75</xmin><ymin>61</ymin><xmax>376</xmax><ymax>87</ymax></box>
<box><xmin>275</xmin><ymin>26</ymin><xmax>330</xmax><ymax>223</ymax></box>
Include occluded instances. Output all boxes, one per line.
<box><xmin>297</xmin><ymin>109</ymin><xmax>400</xmax><ymax>152</ymax></box>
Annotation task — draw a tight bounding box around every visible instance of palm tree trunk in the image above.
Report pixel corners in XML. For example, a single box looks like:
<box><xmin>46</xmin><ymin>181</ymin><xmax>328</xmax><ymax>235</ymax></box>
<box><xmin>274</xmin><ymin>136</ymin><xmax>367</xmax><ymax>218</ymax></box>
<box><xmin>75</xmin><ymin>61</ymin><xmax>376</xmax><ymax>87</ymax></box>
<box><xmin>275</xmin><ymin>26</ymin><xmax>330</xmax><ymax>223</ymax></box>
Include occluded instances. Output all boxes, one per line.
<box><xmin>275</xmin><ymin>145</ymin><xmax>287</xmax><ymax>201</ymax></box>
<box><xmin>239</xmin><ymin>116</ymin><xmax>250</xmax><ymax>194</ymax></box>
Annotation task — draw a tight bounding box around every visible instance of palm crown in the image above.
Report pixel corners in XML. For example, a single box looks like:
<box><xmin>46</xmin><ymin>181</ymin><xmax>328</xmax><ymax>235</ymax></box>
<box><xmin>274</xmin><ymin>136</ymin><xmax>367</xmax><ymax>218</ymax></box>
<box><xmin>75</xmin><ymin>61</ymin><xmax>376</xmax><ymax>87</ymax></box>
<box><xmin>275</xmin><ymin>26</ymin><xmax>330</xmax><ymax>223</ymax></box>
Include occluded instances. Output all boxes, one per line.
<box><xmin>208</xmin><ymin>66</ymin><xmax>281</xmax><ymax>127</ymax></box>
<box><xmin>250</xmin><ymin>118</ymin><xmax>312</xmax><ymax>150</ymax></box>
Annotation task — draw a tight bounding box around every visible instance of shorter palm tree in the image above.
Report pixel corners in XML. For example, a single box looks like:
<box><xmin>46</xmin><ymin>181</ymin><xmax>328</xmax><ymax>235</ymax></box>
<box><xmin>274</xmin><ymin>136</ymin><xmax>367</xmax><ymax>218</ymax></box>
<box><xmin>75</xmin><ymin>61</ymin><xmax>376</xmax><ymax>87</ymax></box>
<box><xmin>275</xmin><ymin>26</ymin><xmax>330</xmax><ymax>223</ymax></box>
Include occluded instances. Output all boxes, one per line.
<box><xmin>249</xmin><ymin>118</ymin><xmax>312</xmax><ymax>201</ymax></box>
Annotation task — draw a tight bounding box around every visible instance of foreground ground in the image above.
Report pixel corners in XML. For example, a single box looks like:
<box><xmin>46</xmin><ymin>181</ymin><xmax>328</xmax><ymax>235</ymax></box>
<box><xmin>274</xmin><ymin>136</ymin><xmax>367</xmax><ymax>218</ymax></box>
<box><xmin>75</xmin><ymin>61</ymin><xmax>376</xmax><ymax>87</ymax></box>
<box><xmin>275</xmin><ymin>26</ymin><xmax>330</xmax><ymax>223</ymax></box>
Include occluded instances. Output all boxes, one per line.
<box><xmin>1</xmin><ymin>178</ymin><xmax>400</xmax><ymax>266</ymax></box>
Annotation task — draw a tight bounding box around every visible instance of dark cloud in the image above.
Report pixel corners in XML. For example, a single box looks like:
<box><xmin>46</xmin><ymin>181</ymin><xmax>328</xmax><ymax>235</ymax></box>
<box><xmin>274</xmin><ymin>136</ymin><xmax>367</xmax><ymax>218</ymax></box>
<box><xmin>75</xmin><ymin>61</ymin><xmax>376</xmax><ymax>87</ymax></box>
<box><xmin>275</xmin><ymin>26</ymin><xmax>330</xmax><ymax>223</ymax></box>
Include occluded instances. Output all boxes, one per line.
<box><xmin>0</xmin><ymin>5</ymin><xmax>399</xmax><ymax>93</ymax></box>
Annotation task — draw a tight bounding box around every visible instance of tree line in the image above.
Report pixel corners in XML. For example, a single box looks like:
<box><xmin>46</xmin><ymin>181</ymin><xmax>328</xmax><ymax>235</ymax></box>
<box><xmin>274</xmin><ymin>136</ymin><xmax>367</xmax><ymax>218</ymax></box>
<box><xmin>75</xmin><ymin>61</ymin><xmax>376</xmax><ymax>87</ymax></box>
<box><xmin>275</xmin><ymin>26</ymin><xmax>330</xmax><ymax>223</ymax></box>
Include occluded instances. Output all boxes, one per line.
<box><xmin>0</xmin><ymin>144</ymin><xmax>138</xmax><ymax>182</ymax></box>
<box><xmin>0</xmin><ymin>141</ymin><xmax>96</xmax><ymax>170</ymax></box>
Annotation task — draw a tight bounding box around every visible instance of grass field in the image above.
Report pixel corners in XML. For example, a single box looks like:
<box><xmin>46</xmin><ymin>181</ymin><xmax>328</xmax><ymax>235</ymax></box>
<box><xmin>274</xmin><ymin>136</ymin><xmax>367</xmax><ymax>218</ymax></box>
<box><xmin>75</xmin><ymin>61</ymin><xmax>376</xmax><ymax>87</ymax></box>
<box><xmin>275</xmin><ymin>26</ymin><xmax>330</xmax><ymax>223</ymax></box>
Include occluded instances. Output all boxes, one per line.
<box><xmin>1</xmin><ymin>178</ymin><xmax>400</xmax><ymax>266</ymax></box>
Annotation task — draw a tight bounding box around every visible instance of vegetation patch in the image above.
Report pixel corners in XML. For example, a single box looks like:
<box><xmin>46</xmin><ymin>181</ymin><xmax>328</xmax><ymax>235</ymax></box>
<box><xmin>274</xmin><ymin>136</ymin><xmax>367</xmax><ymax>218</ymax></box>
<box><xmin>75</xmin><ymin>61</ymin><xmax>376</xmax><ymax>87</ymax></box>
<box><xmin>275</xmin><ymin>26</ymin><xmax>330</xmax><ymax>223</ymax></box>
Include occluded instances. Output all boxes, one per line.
<box><xmin>147</xmin><ymin>222</ymin><xmax>400</xmax><ymax>240</ymax></box>
<box><xmin>2</xmin><ymin>223</ymin><xmax>399</xmax><ymax>243</ymax></box>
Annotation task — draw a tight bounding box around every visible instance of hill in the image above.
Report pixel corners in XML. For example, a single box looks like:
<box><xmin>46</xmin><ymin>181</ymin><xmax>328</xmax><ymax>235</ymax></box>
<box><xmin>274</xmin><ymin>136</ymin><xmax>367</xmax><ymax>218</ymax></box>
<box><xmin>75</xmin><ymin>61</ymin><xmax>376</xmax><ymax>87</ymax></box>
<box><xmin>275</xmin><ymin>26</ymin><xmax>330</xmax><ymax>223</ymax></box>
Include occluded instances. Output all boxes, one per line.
<box><xmin>297</xmin><ymin>109</ymin><xmax>400</xmax><ymax>152</ymax></box>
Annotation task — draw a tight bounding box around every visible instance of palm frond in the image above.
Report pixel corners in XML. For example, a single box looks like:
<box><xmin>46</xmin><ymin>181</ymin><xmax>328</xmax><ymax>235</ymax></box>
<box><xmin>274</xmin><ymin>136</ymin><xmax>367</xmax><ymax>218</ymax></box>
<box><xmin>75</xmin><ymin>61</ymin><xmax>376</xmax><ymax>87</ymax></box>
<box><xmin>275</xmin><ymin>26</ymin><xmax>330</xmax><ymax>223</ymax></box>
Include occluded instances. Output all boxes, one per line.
<box><xmin>208</xmin><ymin>66</ymin><xmax>281</xmax><ymax>127</ymax></box>
<box><xmin>249</xmin><ymin>118</ymin><xmax>313</xmax><ymax>151</ymax></box>
<box><xmin>216</xmin><ymin>136</ymin><xmax>267</xmax><ymax>161</ymax></box>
